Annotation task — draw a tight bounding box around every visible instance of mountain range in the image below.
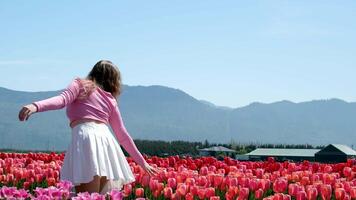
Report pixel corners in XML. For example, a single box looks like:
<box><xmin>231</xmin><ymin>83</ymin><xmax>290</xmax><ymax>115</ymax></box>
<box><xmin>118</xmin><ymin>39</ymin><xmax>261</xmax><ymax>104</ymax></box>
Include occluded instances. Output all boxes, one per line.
<box><xmin>0</xmin><ymin>85</ymin><xmax>355</xmax><ymax>151</ymax></box>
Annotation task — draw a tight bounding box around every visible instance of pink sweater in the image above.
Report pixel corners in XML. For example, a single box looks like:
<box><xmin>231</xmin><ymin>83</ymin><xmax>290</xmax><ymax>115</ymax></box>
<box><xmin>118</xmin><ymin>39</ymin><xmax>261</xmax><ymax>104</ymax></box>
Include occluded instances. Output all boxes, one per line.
<box><xmin>32</xmin><ymin>77</ymin><xmax>147</xmax><ymax>168</ymax></box>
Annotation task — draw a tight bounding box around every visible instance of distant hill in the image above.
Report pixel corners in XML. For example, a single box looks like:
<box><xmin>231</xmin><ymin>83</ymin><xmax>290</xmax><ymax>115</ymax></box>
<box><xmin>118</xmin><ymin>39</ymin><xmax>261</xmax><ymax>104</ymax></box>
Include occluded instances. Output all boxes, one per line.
<box><xmin>0</xmin><ymin>85</ymin><xmax>355</xmax><ymax>151</ymax></box>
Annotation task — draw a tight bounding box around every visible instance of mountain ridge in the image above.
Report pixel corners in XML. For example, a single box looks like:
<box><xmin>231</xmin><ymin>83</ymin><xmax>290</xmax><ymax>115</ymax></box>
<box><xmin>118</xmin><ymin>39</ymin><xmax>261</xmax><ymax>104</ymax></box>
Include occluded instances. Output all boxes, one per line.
<box><xmin>0</xmin><ymin>85</ymin><xmax>355</xmax><ymax>151</ymax></box>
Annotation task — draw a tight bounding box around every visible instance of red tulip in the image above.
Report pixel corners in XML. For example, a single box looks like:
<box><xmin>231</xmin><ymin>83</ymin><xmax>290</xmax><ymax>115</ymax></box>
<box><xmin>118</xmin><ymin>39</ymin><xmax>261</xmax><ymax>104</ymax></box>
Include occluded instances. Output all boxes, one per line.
<box><xmin>176</xmin><ymin>183</ymin><xmax>187</xmax><ymax>197</ymax></box>
<box><xmin>149</xmin><ymin>178</ymin><xmax>158</xmax><ymax>191</ymax></box>
<box><xmin>167</xmin><ymin>177</ymin><xmax>177</xmax><ymax>189</ymax></box>
<box><xmin>300</xmin><ymin>176</ymin><xmax>310</xmax><ymax>186</ymax></box>
<box><xmin>213</xmin><ymin>175</ymin><xmax>223</xmax><ymax>187</ymax></box>
<box><xmin>343</xmin><ymin>167</ymin><xmax>352</xmax><ymax>177</ymax></box>
<box><xmin>239</xmin><ymin>187</ymin><xmax>249</xmax><ymax>200</ymax></box>
<box><xmin>152</xmin><ymin>189</ymin><xmax>161</xmax><ymax>198</ymax></box>
<box><xmin>47</xmin><ymin>177</ymin><xmax>56</xmax><ymax>186</ymax></box>
<box><xmin>135</xmin><ymin>187</ymin><xmax>144</xmax><ymax>197</ymax></box>
<box><xmin>200</xmin><ymin>166</ymin><xmax>208</xmax><ymax>175</ymax></box>
<box><xmin>350</xmin><ymin>187</ymin><xmax>356</xmax><ymax>199</ymax></box>
<box><xmin>335</xmin><ymin>188</ymin><xmax>346</xmax><ymax>200</ymax></box>
<box><xmin>228</xmin><ymin>177</ymin><xmax>238</xmax><ymax>187</ymax></box>
<box><xmin>306</xmin><ymin>187</ymin><xmax>318</xmax><ymax>200</ymax></box>
<box><xmin>282</xmin><ymin>194</ymin><xmax>292</xmax><ymax>200</ymax></box>
<box><xmin>163</xmin><ymin>187</ymin><xmax>173</xmax><ymax>198</ymax></box>
<box><xmin>296</xmin><ymin>191</ymin><xmax>307</xmax><ymax>200</ymax></box>
<box><xmin>197</xmin><ymin>188</ymin><xmax>206</xmax><ymax>199</ymax></box>
<box><xmin>255</xmin><ymin>188</ymin><xmax>264</xmax><ymax>199</ymax></box>
<box><xmin>141</xmin><ymin>174</ymin><xmax>150</xmax><ymax>187</ymax></box>
<box><xmin>258</xmin><ymin>179</ymin><xmax>270</xmax><ymax>192</ymax></box>
<box><xmin>255</xmin><ymin>168</ymin><xmax>264</xmax><ymax>178</ymax></box>
<box><xmin>205</xmin><ymin>187</ymin><xmax>215</xmax><ymax>198</ymax></box>
<box><xmin>185</xmin><ymin>192</ymin><xmax>194</xmax><ymax>200</ymax></box>
<box><xmin>23</xmin><ymin>181</ymin><xmax>31</xmax><ymax>189</ymax></box>
<box><xmin>156</xmin><ymin>182</ymin><xmax>164</xmax><ymax>191</ymax></box>
<box><xmin>320</xmin><ymin>184</ymin><xmax>332</xmax><ymax>200</ymax></box>
<box><xmin>198</xmin><ymin>176</ymin><xmax>208</xmax><ymax>187</ymax></box>
<box><xmin>6</xmin><ymin>173</ymin><xmax>14</xmax><ymax>183</ymax></box>
<box><xmin>210</xmin><ymin>196</ymin><xmax>220</xmax><ymax>200</ymax></box>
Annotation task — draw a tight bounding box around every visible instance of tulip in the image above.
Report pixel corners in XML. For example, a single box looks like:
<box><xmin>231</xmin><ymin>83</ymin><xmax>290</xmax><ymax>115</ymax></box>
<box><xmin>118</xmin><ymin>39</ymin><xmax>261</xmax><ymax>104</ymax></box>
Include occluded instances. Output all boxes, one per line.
<box><xmin>343</xmin><ymin>167</ymin><xmax>352</xmax><ymax>177</ymax></box>
<box><xmin>306</xmin><ymin>187</ymin><xmax>318</xmax><ymax>200</ymax></box>
<box><xmin>350</xmin><ymin>187</ymin><xmax>356</xmax><ymax>199</ymax></box>
<box><xmin>335</xmin><ymin>188</ymin><xmax>346</xmax><ymax>200</ymax></box>
<box><xmin>273</xmin><ymin>178</ymin><xmax>288</xmax><ymax>193</ymax></box>
<box><xmin>163</xmin><ymin>187</ymin><xmax>173</xmax><ymax>198</ymax></box>
<box><xmin>152</xmin><ymin>189</ymin><xmax>161</xmax><ymax>198</ymax></box>
<box><xmin>255</xmin><ymin>188</ymin><xmax>264</xmax><ymax>199</ymax></box>
<box><xmin>239</xmin><ymin>187</ymin><xmax>249</xmax><ymax>200</ymax></box>
<box><xmin>197</xmin><ymin>187</ymin><xmax>206</xmax><ymax>199</ymax></box>
<box><xmin>205</xmin><ymin>187</ymin><xmax>215</xmax><ymax>198</ymax></box>
<box><xmin>296</xmin><ymin>191</ymin><xmax>307</xmax><ymax>200</ymax></box>
<box><xmin>135</xmin><ymin>187</ymin><xmax>144</xmax><ymax>198</ymax></box>
<box><xmin>167</xmin><ymin>177</ymin><xmax>177</xmax><ymax>189</ymax></box>
<box><xmin>176</xmin><ymin>183</ymin><xmax>187</xmax><ymax>197</ymax></box>
<box><xmin>185</xmin><ymin>192</ymin><xmax>194</xmax><ymax>200</ymax></box>
<box><xmin>213</xmin><ymin>175</ymin><xmax>223</xmax><ymax>187</ymax></box>
<box><xmin>320</xmin><ymin>184</ymin><xmax>332</xmax><ymax>200</ymax></box>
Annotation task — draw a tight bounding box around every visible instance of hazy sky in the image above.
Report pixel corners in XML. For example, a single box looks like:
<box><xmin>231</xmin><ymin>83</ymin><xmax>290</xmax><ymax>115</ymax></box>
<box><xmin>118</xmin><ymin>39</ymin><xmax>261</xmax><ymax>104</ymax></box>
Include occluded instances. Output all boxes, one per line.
<box><xmin>1</xmin><ymin>1</ymin><xmax>355</xmax><ymax>108</ymax></box>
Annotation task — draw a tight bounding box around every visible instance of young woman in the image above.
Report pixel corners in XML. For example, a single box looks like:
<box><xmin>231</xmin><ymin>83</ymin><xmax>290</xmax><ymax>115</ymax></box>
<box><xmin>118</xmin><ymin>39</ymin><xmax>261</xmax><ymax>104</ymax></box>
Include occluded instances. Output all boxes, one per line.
<box><xmin>18</xmin><ymin>60</ymin><xmax>160</xmax><ymax>195</ymax></box>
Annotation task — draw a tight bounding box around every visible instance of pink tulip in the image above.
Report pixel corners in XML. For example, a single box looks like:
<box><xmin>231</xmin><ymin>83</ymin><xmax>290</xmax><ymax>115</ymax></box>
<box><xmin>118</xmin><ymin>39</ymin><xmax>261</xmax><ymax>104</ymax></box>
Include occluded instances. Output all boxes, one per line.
<box><xmin>273</xmin><ymin>178</ymin><xmax>288</xmax><ymax>193</ymax></box>
<box><xmin>167</xmin><ymin>177</ymin><xmax>177</xmax><ymax>189</ymax></box>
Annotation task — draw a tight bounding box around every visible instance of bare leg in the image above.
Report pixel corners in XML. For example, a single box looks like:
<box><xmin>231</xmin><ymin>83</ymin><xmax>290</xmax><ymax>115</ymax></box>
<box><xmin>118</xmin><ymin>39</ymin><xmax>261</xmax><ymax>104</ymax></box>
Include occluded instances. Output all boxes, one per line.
<box><xmin>75</xmin><ymin>175</ymin><xmax>101</xmax><ymax>194</ymax></box>
<box><xmin>99</xmin><ymin>176</ymin><xmax>109</xmax><ymax>194</ymax></box>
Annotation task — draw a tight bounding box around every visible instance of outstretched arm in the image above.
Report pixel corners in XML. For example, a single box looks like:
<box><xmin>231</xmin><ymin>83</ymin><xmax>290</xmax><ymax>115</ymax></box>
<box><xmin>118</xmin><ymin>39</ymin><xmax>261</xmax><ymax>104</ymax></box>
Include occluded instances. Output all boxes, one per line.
<box><xmin>18</xmin><ymin>78</ymin><xmax>81</xmax><ymax>121</ymax></box>
<box><xmin>32</xmin><ymin>78</ymin><xmax>81</xmax><ymax>112</ymax></box>
<box><xmin>109</xmin><ymin>104</ymin><xmax>147</xmax><ymax>168</ymax></box>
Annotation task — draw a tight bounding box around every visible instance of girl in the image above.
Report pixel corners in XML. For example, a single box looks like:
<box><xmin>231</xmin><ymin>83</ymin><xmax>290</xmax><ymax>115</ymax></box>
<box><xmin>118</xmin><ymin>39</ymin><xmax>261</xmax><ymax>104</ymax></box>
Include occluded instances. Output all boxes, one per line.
<box><xmin>18</xmin><ymin>60</ymin><xmax>159</xmax><ymax>195</ymax></box>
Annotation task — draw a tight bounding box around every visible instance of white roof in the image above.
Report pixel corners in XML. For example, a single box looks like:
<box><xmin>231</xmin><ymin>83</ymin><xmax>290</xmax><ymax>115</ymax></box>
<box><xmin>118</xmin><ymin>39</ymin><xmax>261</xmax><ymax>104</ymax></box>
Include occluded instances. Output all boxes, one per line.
<box><xmin>246</xmin><ymin>148</ymin><xmax>321</xmax><ymax>157</ymax></box>
<box><xmin>327</xmin><ymin>144</ymin><xmax>356</xmax><ymax>156</ymax></box>
<box><xmin>199</xmin><ymin>146</ymin><xmax>236</xmax><ymax>152</ymax></box>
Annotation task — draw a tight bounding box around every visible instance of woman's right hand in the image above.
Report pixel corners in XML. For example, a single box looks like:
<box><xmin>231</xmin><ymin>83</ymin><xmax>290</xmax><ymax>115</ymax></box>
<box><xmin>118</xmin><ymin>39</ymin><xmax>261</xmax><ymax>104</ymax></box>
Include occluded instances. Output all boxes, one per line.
<box><xmin>18</xmin><ymin>104</ymin><xmax>37</xmax><ymax>121</ymax></box>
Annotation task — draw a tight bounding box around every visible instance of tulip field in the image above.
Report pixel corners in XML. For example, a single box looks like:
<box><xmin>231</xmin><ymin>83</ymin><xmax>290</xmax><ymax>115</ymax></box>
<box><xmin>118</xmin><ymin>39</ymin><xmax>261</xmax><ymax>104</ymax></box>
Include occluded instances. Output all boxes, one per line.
<box><xmin>0</xmin><ymin>152</ymin><xmax>355</xmax><ymax>200</ymax></box>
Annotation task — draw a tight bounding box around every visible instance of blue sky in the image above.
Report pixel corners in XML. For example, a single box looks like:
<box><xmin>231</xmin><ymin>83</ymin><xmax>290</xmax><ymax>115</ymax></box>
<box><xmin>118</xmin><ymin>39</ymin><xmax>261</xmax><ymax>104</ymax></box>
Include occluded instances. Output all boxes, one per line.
<box><xmin>0</xmin><ymin>1</ymin><xmax>355</xmax><ymax>108</ymax></box>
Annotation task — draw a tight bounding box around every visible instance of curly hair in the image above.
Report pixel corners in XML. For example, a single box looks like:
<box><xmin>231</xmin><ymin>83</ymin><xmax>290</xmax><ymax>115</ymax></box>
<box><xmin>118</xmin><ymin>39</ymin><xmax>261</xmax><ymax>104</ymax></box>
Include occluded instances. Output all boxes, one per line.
<box><xmin>86</xmin><ymin>60</ymin><xmax>122</xmax><ymax>97</ymax></box>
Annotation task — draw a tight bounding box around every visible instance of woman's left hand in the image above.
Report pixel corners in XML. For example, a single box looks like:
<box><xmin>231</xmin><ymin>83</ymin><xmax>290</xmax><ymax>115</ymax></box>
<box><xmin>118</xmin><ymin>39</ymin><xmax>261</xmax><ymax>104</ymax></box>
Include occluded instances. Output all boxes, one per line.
<box><xmin>18</xmin><ymin>104</ymin><xmax>37</xmax><ymax>121</ymax></box>
<box><xmin>143</xmin><ymin>162</ymin><xmax>160</xmax><ymax>177</ymax></box>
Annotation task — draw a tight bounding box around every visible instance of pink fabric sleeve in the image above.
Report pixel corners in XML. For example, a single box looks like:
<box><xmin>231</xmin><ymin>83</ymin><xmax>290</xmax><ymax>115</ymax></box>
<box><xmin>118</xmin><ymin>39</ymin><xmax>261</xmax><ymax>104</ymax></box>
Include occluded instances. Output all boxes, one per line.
<box><xmin>109</xmin><ymin>103</ymin><xmax>147</xmax><ymax>168</ymax></box>
<box><xmin>32</xmin><ymin>78</ymin><xmax>81</xmax><ymax>112</ymax></box>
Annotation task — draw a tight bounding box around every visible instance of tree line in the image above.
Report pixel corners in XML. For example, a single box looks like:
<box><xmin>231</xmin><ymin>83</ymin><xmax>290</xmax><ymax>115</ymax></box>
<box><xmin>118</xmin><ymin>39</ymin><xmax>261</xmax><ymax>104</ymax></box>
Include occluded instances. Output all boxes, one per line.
<box><xmin>0</xmin><ymin>139</ymin><xmax>325</xmax><ymax>156</ymax></box>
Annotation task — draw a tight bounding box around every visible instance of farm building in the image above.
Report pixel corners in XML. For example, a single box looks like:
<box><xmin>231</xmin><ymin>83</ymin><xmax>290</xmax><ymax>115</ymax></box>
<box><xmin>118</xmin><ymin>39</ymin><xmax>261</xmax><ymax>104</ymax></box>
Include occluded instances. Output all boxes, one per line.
<box><xmin>198</xmin><ymin>146</ymin><xmax>236</xmax><ymax>159</ymax></box>
<box><xmin>315</xmin><ymin>144</ymin><xmax>356</xmax><ymax>163</ymax></box>
<box><xmin>246</xmin><ymin>148</ymin><xmax>320</xmax><ymax>162</ymax></box>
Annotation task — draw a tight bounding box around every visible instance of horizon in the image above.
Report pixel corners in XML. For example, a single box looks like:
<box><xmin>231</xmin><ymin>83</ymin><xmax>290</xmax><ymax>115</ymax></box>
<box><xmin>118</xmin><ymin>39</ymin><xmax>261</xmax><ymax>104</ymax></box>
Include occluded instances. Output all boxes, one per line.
<box><xmin>1</xmin><ymin>1</ymin><xmax>356</xmax><ymax>107</ymax></box>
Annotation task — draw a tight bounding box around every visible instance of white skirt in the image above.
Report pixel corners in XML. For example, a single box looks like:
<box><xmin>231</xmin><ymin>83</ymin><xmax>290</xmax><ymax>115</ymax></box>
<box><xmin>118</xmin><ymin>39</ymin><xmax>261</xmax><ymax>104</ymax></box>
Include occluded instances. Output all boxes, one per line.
<box><xmin>60</xmin><ymin>121</ymin><xmax>136</xmax><ymax>194</ymax></box>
